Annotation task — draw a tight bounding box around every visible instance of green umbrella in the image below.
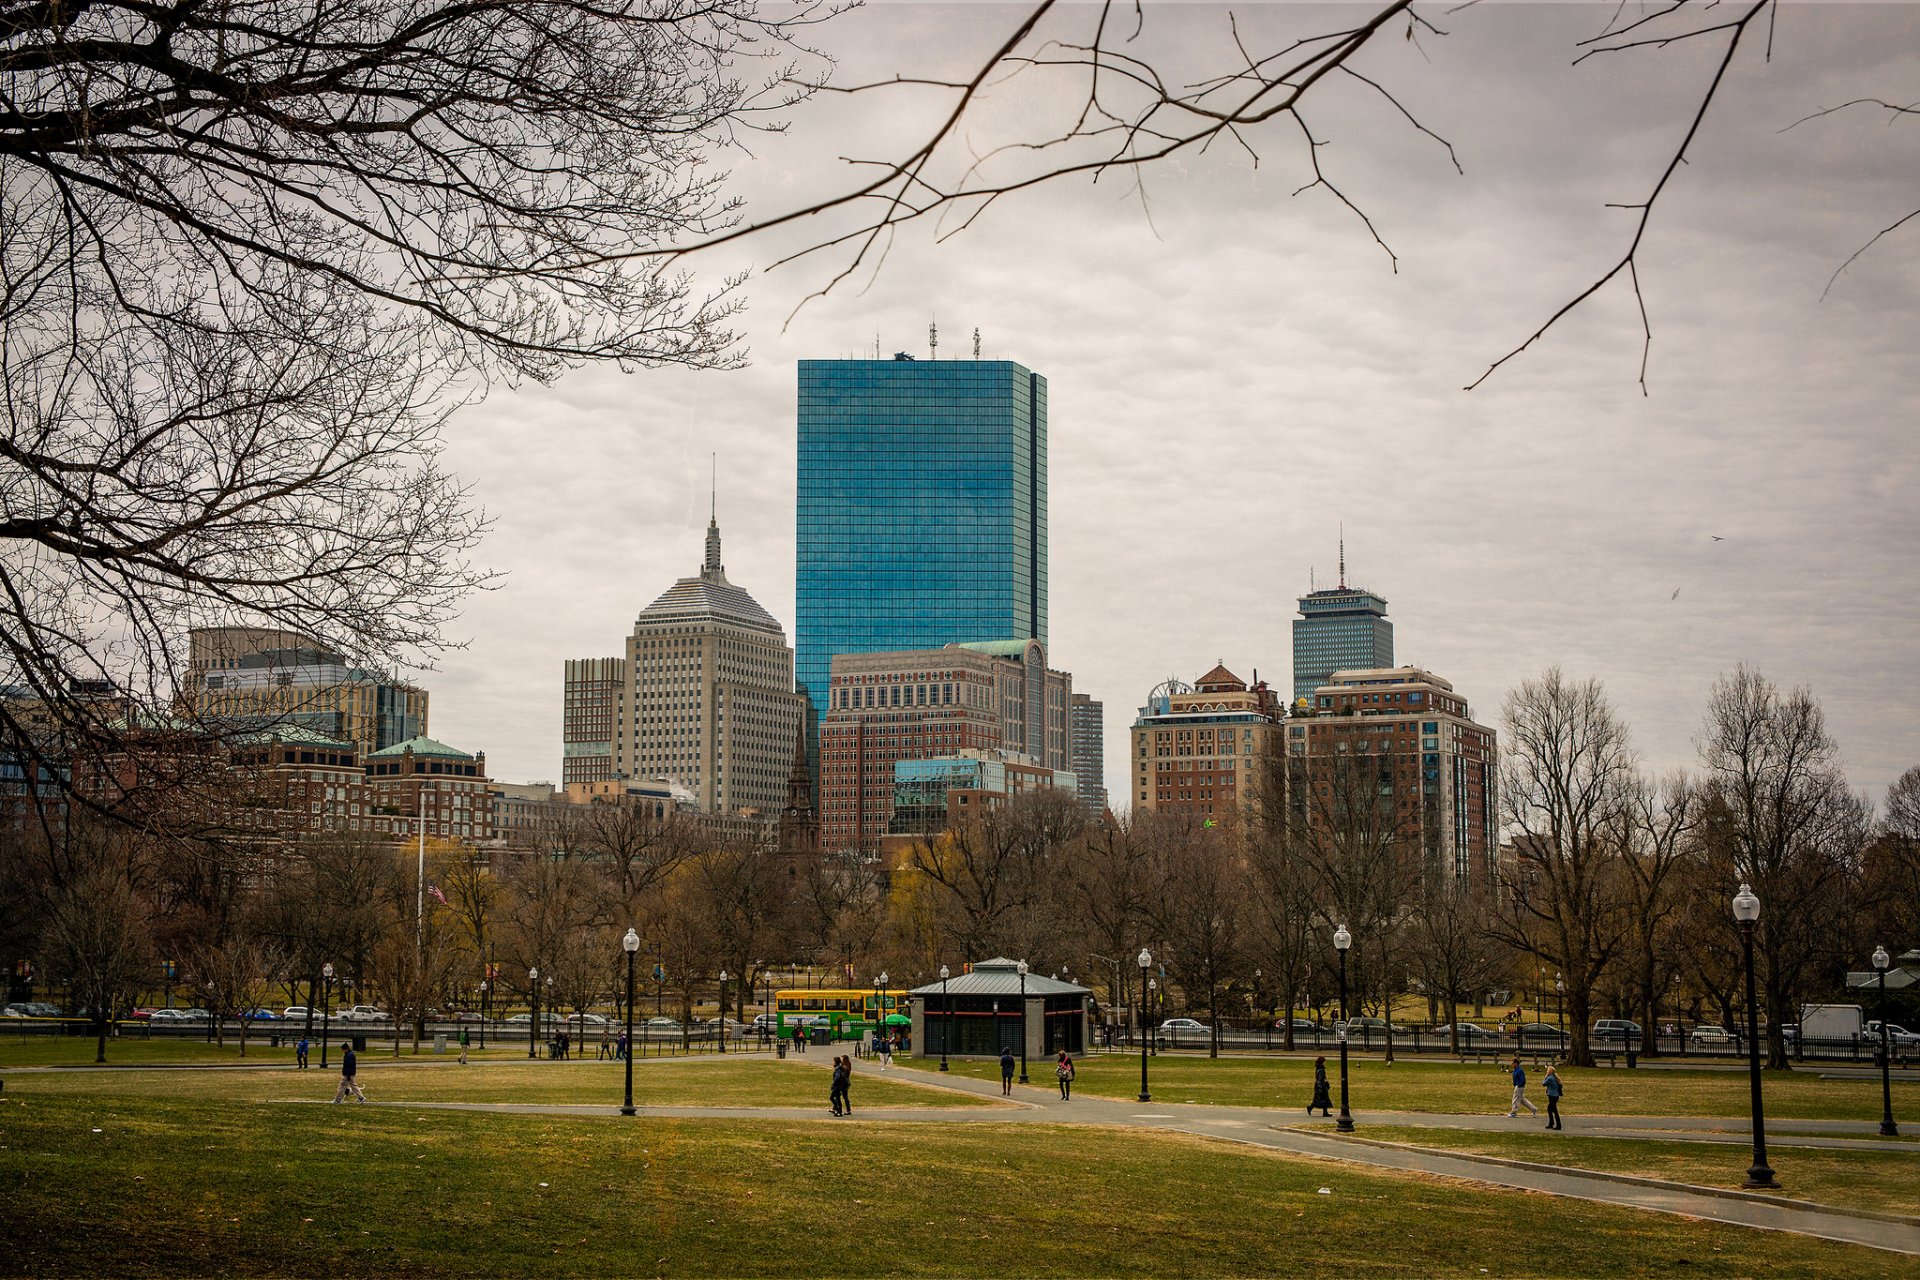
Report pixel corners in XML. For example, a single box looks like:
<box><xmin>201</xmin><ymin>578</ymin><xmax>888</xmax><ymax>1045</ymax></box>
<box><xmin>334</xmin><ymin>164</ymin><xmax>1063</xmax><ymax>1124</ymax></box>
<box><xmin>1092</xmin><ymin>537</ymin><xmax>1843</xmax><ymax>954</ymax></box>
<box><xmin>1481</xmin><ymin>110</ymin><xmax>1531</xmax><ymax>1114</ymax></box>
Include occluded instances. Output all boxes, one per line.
<box><xmin>884</xmin><ymin>1014</ymin><xmax>911</xmax><ymax>1025</ymax></box>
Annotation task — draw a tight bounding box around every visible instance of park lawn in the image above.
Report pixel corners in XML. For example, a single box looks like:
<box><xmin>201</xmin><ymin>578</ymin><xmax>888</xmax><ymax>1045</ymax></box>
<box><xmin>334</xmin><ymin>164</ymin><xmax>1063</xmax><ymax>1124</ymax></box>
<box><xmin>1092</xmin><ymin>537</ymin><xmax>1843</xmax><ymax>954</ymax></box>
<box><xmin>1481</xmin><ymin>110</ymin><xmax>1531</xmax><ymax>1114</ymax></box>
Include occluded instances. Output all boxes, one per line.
<box><xmin>920</xmin><ymin>1053</ymin><xmax>1919</xmax><ymax>1121</ymax></box>
<box><xmin>0</xmin><ymin>1037</ymin><xmax>301</xmax><ymax>1067</ymax></box>
<box><xmin>1356</xmin><ymin>1125</ymin><xmax>1920</xmax><ymax>1219</ymax></box>
<box><xmin>0</xmin><ymin>1088</ymin><xmax>1910</xmax><ymax>1277</ymax></box>
<box><xmin>2</xmin><ymin>1056</ymin><xmax>992</xmax><ymax>1110</ymax></box>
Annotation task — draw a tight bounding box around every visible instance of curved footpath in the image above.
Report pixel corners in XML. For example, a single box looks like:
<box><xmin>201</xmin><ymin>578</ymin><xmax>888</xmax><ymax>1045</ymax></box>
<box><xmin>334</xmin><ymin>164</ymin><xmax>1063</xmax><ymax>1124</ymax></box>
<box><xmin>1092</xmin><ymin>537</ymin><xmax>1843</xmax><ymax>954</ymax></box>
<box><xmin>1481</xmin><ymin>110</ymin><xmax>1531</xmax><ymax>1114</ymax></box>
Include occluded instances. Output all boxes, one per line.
<box><xmin>287</xmin><ymin>1054</ymin><xmax>1919</xmax><ymax>1257</ymax></box>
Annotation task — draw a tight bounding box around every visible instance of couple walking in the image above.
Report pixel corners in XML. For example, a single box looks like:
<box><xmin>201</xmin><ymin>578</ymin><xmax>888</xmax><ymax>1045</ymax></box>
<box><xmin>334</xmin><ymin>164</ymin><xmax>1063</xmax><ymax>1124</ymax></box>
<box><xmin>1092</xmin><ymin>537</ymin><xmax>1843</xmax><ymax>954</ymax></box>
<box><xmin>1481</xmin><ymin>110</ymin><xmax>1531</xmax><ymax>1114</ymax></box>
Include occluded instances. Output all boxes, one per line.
<box><xmin>829</xmin><ymin>1055</ymin><xmax>855</xmax><ymax>1115</ymax></box>
<box><xmin>997</xmin><ymin>1046</ymin><xmax>1076</xmax><ymax>1099</ymax></box>
<box><xmin>1505</xmin><ymin>1057</ymin><xmax>1565</xmax><ymax>1129</ymax></box>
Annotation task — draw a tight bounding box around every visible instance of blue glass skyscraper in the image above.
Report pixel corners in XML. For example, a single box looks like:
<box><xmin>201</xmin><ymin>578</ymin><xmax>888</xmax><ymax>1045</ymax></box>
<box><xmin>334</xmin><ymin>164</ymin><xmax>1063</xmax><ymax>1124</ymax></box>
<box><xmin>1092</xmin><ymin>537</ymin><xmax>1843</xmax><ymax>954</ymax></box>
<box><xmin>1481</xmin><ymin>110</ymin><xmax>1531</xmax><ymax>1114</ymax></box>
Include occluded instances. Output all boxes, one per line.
<box><xmin>1292</xmin><ymin>584</ymin><xmax>1393</xmax><ymax>701</ymax></box>
<box><xmin>796</xmin><ymin>356</ymin><xmax>1047</xmax><ymax>760</ymax></box>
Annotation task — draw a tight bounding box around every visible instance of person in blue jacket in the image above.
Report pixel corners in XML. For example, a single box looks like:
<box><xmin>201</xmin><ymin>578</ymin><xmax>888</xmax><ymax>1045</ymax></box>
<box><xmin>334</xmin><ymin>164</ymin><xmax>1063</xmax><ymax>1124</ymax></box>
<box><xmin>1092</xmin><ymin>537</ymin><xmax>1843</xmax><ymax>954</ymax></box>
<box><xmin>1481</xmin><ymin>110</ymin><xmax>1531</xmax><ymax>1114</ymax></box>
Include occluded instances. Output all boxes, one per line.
<box><xmin>1505</xmin><ymin>1055</ymin><xmax>1537</xmax><ymax>1118</ymax></box>
<box><xmin>1543</xmin><ymin>1064</ymin><xmax>1564</xmax><ymax>1129</ymax></box>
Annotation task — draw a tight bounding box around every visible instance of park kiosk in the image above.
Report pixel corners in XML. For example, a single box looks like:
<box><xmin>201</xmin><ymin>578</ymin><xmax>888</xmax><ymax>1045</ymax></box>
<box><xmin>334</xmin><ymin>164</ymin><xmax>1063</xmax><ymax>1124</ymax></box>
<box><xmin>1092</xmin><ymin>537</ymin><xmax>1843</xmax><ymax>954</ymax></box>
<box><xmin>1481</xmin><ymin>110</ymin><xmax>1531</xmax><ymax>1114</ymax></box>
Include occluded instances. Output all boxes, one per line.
<box><xmin>909</xmin><ymin>958</ymin><xmax>1091</xmax><ymax>1062</ymax></box>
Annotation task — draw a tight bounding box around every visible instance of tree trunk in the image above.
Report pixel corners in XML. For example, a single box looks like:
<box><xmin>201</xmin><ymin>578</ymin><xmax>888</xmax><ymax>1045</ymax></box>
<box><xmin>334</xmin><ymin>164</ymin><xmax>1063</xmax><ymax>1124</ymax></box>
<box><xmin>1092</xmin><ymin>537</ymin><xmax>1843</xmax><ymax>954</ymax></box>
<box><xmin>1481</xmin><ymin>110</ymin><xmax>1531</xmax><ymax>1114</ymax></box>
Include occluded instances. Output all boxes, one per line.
<box><xmin>1208</xmin><ymin>983</ymin><xmax>1219</xmax><ymax>1060</ymax></box>
<box><xmin>94</xmin><ymin>1007</ymin><xmax>108</xmax><ymax>1064</ymax></box>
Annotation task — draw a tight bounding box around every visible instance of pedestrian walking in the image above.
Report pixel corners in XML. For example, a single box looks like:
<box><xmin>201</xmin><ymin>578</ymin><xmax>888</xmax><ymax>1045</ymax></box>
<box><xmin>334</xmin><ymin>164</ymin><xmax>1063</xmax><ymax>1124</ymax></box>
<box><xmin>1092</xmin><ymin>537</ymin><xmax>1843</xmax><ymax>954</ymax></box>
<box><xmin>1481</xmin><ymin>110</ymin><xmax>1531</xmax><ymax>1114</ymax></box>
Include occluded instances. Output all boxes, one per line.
<box><xmin>1543</xmin><ymin>1064</ymin><xmax>1564</xmax><ymax>1130</ymax></box>
<box><xmin>999</xmin><ymin>1045</ymin><xmax>1016</xmax><ymax>1096</ymax></box>
<box><xmin>1055</xmin><ymin>1050</ymin><xmax>1075</xmax><ymax>1100</ymax></box>
<box><xmin>830</xmin><ymin>1055</ymin><xmax>852</xmax><ymax>1115</ymax></box>
<box><xmin>616</xmin><ymin>1030</ymin><xmax>629</xmax><ymax>1061</ymax></box>
<box><xmin>1505</xmin><ymin>1056</ymin><xmax>1537</xmax><ymax>1118</ymax></box>
<box><xmin>880</xmin><ymin>1032</ymin><xmax>894</xmax><ymax>1069</ymax></box>
<box><xmin>458</xmin><ymin>1026</ymin><xmax>469</xmax><ymax>1065</ymax></box>
<box><xmin>1309</xmin><ymin>1056</ymin><xmax>1332</xmax><ymax>1116</ymax></box>
<box><xmin>295</xmin><ymin>1036</ymin><xmax>309</xmax><ymax>1069</ymax></box>
<box><xmin>332</xmin><ymin>1044</ymin><xmax>365</xmax><ymax>1103</ymax></box>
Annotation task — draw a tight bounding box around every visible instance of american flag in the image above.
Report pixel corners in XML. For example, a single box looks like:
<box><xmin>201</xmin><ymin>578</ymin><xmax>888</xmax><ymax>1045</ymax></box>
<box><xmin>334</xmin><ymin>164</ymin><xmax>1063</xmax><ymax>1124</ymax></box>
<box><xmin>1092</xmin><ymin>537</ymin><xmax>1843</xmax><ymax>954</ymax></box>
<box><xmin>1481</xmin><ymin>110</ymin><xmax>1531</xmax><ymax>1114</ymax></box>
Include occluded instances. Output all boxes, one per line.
<box><xmin>427</xmin><ymin>884</ymin><xmax>447</xmax><ymax>906</ymax></box>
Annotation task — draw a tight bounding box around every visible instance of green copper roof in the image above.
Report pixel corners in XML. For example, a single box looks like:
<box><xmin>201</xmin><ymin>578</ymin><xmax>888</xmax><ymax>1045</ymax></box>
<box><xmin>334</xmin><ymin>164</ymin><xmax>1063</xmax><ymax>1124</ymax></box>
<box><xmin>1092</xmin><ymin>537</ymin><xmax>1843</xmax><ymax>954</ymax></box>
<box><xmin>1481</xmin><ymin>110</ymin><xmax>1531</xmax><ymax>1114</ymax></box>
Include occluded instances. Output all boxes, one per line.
<box><xmin>366</xmin><ymin>735</ymin><xmax>473</xmax><ymax>760</ymax></box>
<box><xmin>231</xmin><ymin>724</ymin><xmax>356</xmax><ymax>751</ymax></box>
<box><xmin>951</xmin><ymin>639</ymin><xmax>1036</xmax><ymax>658</ymax></box>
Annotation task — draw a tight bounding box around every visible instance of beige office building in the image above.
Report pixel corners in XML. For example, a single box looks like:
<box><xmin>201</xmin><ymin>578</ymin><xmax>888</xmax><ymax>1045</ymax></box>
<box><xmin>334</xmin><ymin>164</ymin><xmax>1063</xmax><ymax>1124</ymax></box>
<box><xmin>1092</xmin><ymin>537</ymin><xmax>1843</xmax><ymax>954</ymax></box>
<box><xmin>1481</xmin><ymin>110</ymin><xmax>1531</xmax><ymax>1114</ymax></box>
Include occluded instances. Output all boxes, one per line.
<box><xmin>183</xmin><ymin>625</ymin><xmax>427</xmax><ymax>761</ymax></box>
<box><xmin>611</xmin><ymin>518</ymin><xmax>803</xmax><ymax>817</ymax></box>
<box><xmin>1129</xmin><ymin>664</ymin><xmax>1286</xmax><ymax>822</ymax></box>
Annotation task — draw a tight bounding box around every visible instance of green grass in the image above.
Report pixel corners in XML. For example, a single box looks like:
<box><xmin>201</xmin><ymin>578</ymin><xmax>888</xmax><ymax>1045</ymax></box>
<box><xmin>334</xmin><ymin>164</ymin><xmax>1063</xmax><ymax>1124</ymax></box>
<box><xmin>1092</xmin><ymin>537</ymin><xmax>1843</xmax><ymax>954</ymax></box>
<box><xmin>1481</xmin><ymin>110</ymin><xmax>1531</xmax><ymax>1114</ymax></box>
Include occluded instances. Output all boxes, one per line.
<box><xmin>5</xmin><ymin>1056</ymin><xmax>989</xmax><ymax>1110</ymax></box>
<box><xmin>0</xmin><ymin>1079</ymin><xmax>1909</xmax><ymax>1277</ymax></box>
<box><xmin>1357</xmin><ymin>1125</ymin><xmax>1920</xmax><ymax>1219</ymax></box>
<box><xmin>922</xmin><ymin>1052</ymin><xmax>1920</xmax><ymax>1120</ymax></box>
<box><xmin>0</xmin><ymin>1032</ymin><xmax>778</xmax><ymax>1069</ymax></box>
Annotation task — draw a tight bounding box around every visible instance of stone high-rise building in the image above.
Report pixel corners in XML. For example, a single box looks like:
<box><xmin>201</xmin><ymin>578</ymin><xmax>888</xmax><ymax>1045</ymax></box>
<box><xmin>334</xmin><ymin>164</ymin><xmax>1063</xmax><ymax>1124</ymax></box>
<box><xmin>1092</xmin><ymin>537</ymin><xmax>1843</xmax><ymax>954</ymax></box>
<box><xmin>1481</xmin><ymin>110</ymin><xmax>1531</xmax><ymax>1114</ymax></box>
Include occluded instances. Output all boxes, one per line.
<box><xmin>1291</xmin><ymin>542</ymin><xmax>1392</xmax><ymax>702</ymax></box>
<box><xmin>1287</xmin><ymin>666</ymin><xmax>1498</xmax><ymax>891</ymax></box>
<box><xmin>561</xmin><ymin>657</ymin><xmax>625</xmax><ymax>785</ymax></box>
<box><xmin>1069</xmin><ymin>692</ymin><xmax>1107</xmax><ymax>816</ymax></box>
<box><xmin>1129</xmin><ymin>664</ymin><xmax>1286</xmax><ymax>822</ymax></box>
<box><xmin>613</xmin><ymin>516</ymin><xmax>802</xmax><ymax>817</ymax></box>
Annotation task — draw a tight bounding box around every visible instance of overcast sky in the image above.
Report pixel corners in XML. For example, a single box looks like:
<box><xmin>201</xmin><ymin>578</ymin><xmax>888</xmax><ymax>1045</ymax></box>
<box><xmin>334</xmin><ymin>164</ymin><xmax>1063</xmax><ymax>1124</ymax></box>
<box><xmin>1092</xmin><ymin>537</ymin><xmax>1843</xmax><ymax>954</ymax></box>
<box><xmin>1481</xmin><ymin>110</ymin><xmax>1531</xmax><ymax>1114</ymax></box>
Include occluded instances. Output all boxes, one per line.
<box><xmin>423</xmin><ymin>2</ymin><xmax>1919</xmax><ymax>808</ymax></box>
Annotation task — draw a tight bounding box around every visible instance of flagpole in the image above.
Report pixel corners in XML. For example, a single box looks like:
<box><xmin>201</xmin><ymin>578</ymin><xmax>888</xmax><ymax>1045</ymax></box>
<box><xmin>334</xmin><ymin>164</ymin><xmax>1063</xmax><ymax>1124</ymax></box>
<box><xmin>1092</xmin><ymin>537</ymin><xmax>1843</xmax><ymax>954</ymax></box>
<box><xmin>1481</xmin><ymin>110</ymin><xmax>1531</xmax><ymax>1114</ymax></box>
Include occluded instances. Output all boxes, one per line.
<box><xmin>416</xmin><ymin>787</ymin><xmax>426</xmax><ymax>961</ymax></box>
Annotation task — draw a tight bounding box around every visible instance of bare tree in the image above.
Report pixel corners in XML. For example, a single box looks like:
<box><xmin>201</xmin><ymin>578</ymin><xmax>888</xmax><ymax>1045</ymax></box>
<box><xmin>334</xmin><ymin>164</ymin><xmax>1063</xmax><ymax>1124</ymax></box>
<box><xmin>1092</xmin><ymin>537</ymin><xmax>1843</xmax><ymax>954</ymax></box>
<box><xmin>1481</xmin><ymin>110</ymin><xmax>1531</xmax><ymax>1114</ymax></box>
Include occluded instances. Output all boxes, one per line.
<box><xmin>1612</xmin><ymin>771</ymin><xmax>1698</xmax><ymax>1058</ymax></box>
<box><xmin>1865</xmin><ymin>767</ymin><xmax>1920</xmax><ymax>948</ymax></box>
<box><xmin>1697</xmin><ymin>667</ymin><xmax>1868</xmax><ymax>1069</ymax></box>
<box><xmin>904</xmin><ymin>789</ymin><xmax>1082</xmax><ymax>962</ymax></box>
<box><xmin>1493</xmin><ymin>669</ymin><xmax>1637</xmax><ymax>1068</ymax></box>
<box><xmin>1</xmin><ymin>1</ymin><xmax>830</xmax><ymax>796</ymax></box>
<box><xmin>31</xmin><ymin>817</ymin><xmax>156</xmax><ymax>1062</ymax></box>
<box><xmin>1405</xmin><ymin>872</ymin><xmax>1509</xmax><ymax>1055</ymax></box>
<box><xmin>1140</xmin><ymin>811</ymin><xmax>1247</xmax><ymax>1058</ymax></box>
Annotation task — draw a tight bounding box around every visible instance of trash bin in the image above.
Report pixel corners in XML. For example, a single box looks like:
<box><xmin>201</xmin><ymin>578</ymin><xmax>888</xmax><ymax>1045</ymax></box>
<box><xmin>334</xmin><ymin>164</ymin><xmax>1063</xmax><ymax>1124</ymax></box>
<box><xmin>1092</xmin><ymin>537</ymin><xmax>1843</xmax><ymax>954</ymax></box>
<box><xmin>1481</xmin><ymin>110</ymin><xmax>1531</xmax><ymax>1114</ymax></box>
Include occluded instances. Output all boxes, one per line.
<box><xmin>434</xmin><ymin>1033</ymin><xmax>447</xmax><ymax>1054</ymax></box>
<box><xmin>269</xmin><ymin>1033</ymin><xmax>281</xmax><ymax>1048</ymax></box>
<box><xmin>811</xmin><ymin>1027</ymin><xmax>831</xmax><ymax>1046</ymax></box>
<box><xmin>776</xmin><ymin>1041</ymin><xmax>788</xmax><ymax>1059</ymax></box>
<box><xmin>351</xmin><ymin>1034</ymin><xmax>367</xmax><ymax>1052</ymax></box>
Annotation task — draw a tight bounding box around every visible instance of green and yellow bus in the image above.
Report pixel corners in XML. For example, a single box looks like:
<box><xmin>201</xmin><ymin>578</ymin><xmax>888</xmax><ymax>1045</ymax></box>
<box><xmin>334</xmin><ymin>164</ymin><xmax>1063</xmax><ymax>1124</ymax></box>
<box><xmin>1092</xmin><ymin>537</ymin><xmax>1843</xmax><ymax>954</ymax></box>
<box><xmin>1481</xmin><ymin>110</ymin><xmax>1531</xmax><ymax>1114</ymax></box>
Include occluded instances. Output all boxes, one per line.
<box><xmin>773</xmin><ymin>988</ymin><xmax>903</xmax><ymax>1042</ymax></box>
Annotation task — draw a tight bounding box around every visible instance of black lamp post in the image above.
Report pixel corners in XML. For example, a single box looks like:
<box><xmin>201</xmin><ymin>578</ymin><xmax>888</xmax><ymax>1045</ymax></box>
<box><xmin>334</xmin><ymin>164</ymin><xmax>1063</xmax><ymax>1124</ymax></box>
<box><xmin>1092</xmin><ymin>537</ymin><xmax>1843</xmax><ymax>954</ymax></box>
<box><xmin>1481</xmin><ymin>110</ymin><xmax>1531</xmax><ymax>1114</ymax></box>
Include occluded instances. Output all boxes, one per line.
<box><xmin>1732</xmin><ymin>883</ymin><xmax>1776</xmax><ymax>1188</ymax></box>
<box><xmin>1334</xmin><ymin>923</ymin><xmax>1354</xmax><ymax>1133</ymax></box>
<box><xmin>527</xmin><ymin>966</ymin><xmax>540</xmax><ymax>1060</ymax></box>
<box><xmin>1017</xmin><ymin>959</ymin><xmax>1031</xmax><ymax>1084</ymax></box>
<box><xmin>319</xmin><ymin>962</ymin><xmax>334</xmax><ymax>1069</ymax></box>
<box><xmin>718</xmin><ymin>970</ymin><xmax>728</xmax><ymax>1055</ymax></box>
<box><xmin>621</xmin><ymin>929</ymin><xmax>639</xmax><ymax>1114</ymax></box>
<box><xmin>1555</xmin><ymin>975</ymin><xmax>1566</xmax><ymax>1057</ymax></box>
<box><xmin>1136</xmin><ymin>948</ymin><xmax>1152</xmax><ymax>1102</ymax></box>
<box><xmin>478</xmin><ymin>980</ymin><xmax>488</xmax><ymax>1050</ymax></box>
<box><xmin>1873</xmin><ymin>945</ymin><xmax>1899</xmax><ymax>1137</ymax></box>
<box><xmin>939</xmin><ymin>964</ymin><xmax>951</xmax><ymax>1071</ymax></box>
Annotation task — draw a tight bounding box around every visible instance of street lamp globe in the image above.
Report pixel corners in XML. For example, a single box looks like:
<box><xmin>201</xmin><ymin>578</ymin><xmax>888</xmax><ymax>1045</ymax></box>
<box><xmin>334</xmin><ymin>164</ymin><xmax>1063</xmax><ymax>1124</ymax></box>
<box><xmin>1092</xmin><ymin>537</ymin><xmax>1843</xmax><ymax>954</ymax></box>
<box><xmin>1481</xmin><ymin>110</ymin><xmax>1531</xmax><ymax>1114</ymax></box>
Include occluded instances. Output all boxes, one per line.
<box><xmin>1732</xmin><ymin>883</ymin><xmax>1760</xmax><ymax>925</ymax></box>
<box><xmin>1136</xmin><ymin>948</ymin><xmax>1152</xmax><ymax>972</ymax></box>
<box><xmin>1333</xmin><ymin>924</ymin><xmax>1352</xmax><ymax>952</ymax></box>
<box><xmin>1016</xmin><ymin>960</ymin><xmax>1029</xmax><ymax>977</ymax></box>
<box><xmin>878</xmin><ymin>971</ymin><xmax>888</xmax><ymax>987</ymax></box>
<box><xmin>719</xmin><ymin>969</ymin><xmax>728</xmax><ymax>982</ymax></box>
<box><xmin>623</xmin><ymin>929</ymin><xmax>640</xmax><ymax>954</ymax></box>
<box><xmin>940</xmin><ymin>964</ymin><xmax>949</xmax><ymax>980</ymax></box>
<box><xmin>322</xmin><ymin>962</ymin><xmax>334</xmax><ymax>981</ymax></box>
<box><xmin>1873</xmin><ymin>945</ymin><xmax>1891</xmax><ymax>972</ymax></box>
<box><xmin>529</xmin><ymin>966</ymin><xmax>538</xmax><ymax>981</ymax></box>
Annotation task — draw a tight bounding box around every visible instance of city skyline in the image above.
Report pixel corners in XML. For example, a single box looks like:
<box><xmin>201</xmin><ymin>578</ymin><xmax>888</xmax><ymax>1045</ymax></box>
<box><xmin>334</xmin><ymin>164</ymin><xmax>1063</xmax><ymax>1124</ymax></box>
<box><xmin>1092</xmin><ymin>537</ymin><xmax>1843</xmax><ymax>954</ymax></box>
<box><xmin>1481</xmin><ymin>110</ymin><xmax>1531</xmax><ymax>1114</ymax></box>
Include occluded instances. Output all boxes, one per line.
<box><xmin>409</xmin><ymin>4</ymin><xmax>1914</xmax><ymax>806</ymax></box>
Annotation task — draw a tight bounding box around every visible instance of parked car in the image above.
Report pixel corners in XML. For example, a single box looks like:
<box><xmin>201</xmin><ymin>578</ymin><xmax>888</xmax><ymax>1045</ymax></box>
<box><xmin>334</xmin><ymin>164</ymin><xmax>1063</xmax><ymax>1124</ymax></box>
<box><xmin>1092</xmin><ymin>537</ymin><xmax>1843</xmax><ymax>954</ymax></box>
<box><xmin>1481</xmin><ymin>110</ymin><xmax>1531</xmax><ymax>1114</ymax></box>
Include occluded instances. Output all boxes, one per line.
<box><xmin>1156</xmin><ymin>1018</ymin><xmax>1212</xmax><ymax>1042</ymax></box>
<box><xmin>560</xmin><ymin>1013</ymin><xmax>610</xmax><ymax>1031</ymax></box>
<box><xmin>1334</xmin><ymin>1017</ymin><xmax>1410</xmax><ymax>1038</ymax></box>
<box><xmin>1273</xmin><ymin>1018</ymin><xmax>1324</xmax><ymax>1036</ymax></box>
<box><xmin>338</xmin><ymin>1005</ymin><xmax>386</xmax><ymax>1023</ymax></box>
<box><xmin>1515</xmin><ymin>1022</ymin><xmax>1566</xmax><ymax>1043</ymax></box>
<box><xmin>1432</xmin><ymin>1023</ymin><xmax>1495</xmax><ymax>1039</ymax></box>
<box><xmin>641</xmin><ymin>1017</ymin><xmax>683</xmax><ymax>1035</ymax></box>
<box><xmin>129</xmin><ymin>1007</ymin><xmax>157</xmax><ymax>1020</ymax></box>
<box><xmin>281</xmin><ymin>1006</ymin><xmax>311</xmax><ymax>1022</ymax></box>
<box><xmin>0</xmin><ymin>1004</ymin><xmax>29</xmax><ymax>1018</ymax></box>
<box><xmin>1689</xmin><ymin>1024</ymin><xmax>1735</xmax><ymax>1048</ymax></box>
<box><xmin>1867</xmin><ymin>1021</ymin><xmax>1920</xmax><ymax>1052</ymax></box>
<box><xmin>241</xmin><ymin>1008</ymin><xmax>279</xmax><ymax>1022</ymax></box>
<box><xmin>1591</xmin><ymin>1019</ymin><xmax>1643</xmax><ymax>1043</ymax></box>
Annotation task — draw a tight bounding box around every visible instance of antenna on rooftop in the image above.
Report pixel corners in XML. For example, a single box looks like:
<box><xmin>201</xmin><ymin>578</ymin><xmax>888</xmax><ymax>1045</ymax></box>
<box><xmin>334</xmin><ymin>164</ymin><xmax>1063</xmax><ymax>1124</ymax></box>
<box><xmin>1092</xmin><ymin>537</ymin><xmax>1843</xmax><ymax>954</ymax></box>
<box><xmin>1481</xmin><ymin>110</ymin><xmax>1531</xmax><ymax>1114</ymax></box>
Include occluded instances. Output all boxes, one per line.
<box><xmin>1339</xmin><ymin>523</ymin><xmax>1347</xmax><ymax>590</ymax></box>
<box><xmin>973</xmin><ymin>327</ymin><xmax>981</xmax><ymax>359</ymax></box>
<box><xmin>710</xmin><ymin>453</ymin><xmax>717</xmax><ymax>521</ymax></box>
<box><xmin>929</xmin><ymin>319</ymin><xmax>938</xmax><ymax>360</ymax></box>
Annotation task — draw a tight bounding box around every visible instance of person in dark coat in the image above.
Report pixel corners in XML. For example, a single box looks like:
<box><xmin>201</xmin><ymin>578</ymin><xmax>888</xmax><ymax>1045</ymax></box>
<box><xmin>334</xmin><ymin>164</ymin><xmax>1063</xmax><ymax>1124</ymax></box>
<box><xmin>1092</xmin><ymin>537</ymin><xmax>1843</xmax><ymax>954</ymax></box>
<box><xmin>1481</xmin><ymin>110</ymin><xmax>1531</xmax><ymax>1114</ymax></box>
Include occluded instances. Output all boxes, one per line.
<box><xmin>332</xmin><ymin>1044</ymin><xmax>365</xmax><ymax>1102</ymax></box>
<box><xmin>1055</xmin><ymin>1050</ymin><xmax>1075</xmax><ymax>1100</ymax></box>
<box><xmin>829</xmin><ymin>1055</ymin><xmax>852</xmax><ymax>1115</ymax></box>
<box><xmin>999</xmin><ymin>1046</ymin><xmax>1017</xmax><ymax>1096</ymax></box>
<box><xmin>1543</xmin><ymin>1064</ymin><xmax>1564</xmax><ymax>1130</ymax></box>
<box><xmin>1309</xmin><ymin>1056</ymin><xmax>1333</xmax><ymax>1116</ymax></box>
